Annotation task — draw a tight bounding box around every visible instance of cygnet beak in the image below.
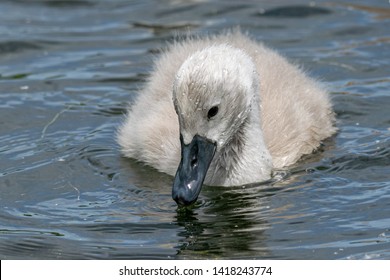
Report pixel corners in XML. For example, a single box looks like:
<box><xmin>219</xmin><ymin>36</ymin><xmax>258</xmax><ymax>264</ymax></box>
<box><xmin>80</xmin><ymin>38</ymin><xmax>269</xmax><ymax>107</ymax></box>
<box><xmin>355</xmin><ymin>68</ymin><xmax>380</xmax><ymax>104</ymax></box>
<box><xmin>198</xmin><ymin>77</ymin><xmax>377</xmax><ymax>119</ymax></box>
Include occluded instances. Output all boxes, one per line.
<box><xmin>172</xmin><ymin>134</ymin><xmax>216</xmax><ymax>206</ymax></box>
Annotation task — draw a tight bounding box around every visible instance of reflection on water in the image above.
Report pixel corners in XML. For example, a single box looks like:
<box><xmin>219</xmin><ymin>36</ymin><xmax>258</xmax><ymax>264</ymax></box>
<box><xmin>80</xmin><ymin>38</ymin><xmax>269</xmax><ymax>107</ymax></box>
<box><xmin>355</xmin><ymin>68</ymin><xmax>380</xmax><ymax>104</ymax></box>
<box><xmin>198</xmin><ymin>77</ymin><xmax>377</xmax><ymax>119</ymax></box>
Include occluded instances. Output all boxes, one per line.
<box><xmin>0</xmin><ymin>0</ymin><xmax>389</xmax><ymax>259</ymax></box>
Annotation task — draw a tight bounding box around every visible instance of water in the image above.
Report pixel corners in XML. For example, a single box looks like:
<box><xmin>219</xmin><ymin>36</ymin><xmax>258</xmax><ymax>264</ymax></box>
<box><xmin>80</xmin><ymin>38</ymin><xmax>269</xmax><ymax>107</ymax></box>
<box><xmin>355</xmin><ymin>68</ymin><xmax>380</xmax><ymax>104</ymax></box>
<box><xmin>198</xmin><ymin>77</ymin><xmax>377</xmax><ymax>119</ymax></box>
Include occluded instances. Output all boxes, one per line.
<box><xmin>1</xmin><ymin>0</ymin><xmax>389</xmax><ymax>259</ymax></box>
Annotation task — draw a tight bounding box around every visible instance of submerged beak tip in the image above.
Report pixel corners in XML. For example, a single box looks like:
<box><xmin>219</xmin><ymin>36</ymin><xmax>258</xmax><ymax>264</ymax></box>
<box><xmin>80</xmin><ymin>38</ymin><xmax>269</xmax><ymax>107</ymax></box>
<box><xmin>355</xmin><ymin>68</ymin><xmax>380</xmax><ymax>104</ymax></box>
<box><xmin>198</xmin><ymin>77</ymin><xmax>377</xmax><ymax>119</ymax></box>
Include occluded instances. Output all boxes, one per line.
<box><xmin>173</xmin><ymin>195</ymin><xmax>194</xmax><ymax>207</ymax></box>
<box><xmin>172</xmin><ymin>182</ymin><xmax>198</xmax><ymax>206</ymax></box>
<box><xmin>172</xmin><ymin>134</ymin><xmax>217</xmax><ymax>206</ymax></box>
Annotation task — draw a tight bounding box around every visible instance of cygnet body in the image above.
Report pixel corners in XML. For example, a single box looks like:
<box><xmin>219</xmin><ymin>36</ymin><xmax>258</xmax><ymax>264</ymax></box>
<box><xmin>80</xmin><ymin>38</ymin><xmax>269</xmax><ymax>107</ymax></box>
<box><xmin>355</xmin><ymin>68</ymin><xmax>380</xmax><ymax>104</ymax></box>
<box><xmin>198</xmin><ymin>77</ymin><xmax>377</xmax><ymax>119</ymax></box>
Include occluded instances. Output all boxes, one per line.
<box><xmin>117</xmin><ymin>31</ymin><xmax>336</xmax><ymax>206</ymax></box>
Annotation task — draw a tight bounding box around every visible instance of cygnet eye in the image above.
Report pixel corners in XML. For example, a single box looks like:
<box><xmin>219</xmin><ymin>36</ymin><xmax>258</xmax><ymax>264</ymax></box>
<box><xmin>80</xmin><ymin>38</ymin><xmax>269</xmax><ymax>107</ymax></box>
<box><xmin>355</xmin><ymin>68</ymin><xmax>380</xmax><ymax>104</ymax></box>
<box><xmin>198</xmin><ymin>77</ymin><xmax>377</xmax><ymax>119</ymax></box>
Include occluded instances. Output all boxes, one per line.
<box><xmin>207</xmin><ymin>106</ymin><xmax>219</xmax><ymax>119</ymax></box>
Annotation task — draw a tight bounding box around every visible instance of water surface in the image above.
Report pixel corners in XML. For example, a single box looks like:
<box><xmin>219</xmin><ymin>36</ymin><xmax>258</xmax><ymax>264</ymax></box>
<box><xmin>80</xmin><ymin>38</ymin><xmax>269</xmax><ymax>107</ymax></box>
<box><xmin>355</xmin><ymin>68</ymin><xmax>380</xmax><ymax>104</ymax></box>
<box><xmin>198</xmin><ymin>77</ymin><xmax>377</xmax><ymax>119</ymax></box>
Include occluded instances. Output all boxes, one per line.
<box><xmin>1</xmin><ymin>0</ymin><xmax>389</xmax><ymax>259</ymax></box>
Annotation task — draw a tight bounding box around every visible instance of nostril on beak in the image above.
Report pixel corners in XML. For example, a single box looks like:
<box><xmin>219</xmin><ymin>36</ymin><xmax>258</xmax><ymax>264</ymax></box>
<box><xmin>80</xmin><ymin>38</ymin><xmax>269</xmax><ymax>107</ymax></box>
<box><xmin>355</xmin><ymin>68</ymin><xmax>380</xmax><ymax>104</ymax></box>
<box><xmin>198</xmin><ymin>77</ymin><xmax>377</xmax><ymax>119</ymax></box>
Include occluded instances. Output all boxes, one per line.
<box><xmin>191</xmin><ymin>155</ymin><xmax>198</xmax><ymax>168</ymax></box>
<box><xmin>190</xmin><ymin>142</ymin><xmax>198</xmax><ymax>169</ymax></box>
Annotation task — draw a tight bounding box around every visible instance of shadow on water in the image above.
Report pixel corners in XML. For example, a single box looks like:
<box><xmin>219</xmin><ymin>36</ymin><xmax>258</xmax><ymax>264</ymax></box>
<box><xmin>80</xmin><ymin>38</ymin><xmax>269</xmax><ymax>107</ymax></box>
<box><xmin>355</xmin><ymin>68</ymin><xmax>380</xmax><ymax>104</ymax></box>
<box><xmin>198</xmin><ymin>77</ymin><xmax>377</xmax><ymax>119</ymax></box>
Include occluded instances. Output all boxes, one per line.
<box><xmin>173</xmin><ymin>195</ymin><xmax>272</xmax><ymax>259</ymax></box>
<box><xmin>172</xmin><ymin>180</ymin><xmax>291</xmax><ymax>259</ymax></box>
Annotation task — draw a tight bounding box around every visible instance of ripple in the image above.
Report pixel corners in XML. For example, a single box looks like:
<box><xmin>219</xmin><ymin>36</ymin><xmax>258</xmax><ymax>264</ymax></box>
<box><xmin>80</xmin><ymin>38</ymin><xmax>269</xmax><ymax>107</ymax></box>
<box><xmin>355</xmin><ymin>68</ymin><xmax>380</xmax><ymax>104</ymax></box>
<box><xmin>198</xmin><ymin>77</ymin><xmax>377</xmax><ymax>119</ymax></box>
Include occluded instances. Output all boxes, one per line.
<box><xmin>255</xmin><ymin>5</ymin><xmax>331</xmax><ymax>18</ymax></box>
<box><xmin>132</xmin><ymin>21</ymin><xmax>199</xmax><ymax>33</ymax></box>
<box><xmin>0</xmin><ymin>41</ymin><xmax>41</xmax><ymax>54</ymax></box>
<box><xmin>43</xmin><ymin>0</ymin><xmax>94</xmax><ymax>8</ymax></box>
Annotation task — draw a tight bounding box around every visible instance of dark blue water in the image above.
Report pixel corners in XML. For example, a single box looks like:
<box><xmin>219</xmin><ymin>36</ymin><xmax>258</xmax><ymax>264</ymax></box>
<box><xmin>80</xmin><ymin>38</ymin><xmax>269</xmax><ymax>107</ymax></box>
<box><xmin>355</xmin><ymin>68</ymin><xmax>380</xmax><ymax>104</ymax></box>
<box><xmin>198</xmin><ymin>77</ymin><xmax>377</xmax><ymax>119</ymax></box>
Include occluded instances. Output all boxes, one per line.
<box><xmin>1</xmin><ymin>0</ymin><xmax>389</xmax><ymax>259</ymax></box>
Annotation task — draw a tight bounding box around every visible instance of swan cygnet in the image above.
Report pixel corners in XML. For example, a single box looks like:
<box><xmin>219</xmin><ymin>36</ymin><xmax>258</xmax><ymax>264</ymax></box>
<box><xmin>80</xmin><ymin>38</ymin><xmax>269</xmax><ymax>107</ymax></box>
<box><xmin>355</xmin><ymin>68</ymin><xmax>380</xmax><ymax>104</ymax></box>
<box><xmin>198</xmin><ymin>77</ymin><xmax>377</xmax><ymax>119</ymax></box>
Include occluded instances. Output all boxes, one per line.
<box><xmin>117</xmin><ymin>31</ymin><xmax>336</xmax><ymax>206</ymax></box>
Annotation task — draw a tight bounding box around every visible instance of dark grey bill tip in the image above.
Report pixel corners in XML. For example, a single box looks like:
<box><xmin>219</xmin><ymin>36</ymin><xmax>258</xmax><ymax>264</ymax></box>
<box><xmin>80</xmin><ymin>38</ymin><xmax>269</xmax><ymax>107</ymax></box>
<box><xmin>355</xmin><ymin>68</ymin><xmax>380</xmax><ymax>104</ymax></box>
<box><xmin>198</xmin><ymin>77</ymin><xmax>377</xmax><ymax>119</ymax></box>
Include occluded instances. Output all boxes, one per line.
<box><xmin>172</xmin><ymin>134</ymin><xmax>216</xmax><ymax>206</ymax></box>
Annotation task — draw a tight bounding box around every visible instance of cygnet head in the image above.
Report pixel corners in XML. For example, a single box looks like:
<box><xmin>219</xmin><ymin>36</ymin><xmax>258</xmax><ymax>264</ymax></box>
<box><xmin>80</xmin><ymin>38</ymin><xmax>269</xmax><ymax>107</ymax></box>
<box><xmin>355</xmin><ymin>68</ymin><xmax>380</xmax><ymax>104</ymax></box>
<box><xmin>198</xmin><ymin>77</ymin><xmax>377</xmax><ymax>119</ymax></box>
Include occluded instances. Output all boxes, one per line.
<box><xmin>172</xmin><ymin>44</ymin><xmax>260</xmax><ymax>206</ymax></box>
